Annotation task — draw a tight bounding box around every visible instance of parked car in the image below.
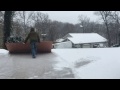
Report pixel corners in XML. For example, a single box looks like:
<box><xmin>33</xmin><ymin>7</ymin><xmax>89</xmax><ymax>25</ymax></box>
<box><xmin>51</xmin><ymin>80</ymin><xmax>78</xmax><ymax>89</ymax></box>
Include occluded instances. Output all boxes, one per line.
<box><xmin>112</xmin><ymin>44</ymin><xmax>120</xmax><ymax>47</ymax></box>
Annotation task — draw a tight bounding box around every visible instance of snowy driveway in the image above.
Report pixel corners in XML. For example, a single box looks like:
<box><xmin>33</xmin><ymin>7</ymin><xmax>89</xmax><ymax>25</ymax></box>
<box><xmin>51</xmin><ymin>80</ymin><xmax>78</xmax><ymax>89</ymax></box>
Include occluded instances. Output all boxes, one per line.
<box><xmin>0</xmin><ymin>49</ymin><xmax>75</xmax><ymax>79</ymax></box>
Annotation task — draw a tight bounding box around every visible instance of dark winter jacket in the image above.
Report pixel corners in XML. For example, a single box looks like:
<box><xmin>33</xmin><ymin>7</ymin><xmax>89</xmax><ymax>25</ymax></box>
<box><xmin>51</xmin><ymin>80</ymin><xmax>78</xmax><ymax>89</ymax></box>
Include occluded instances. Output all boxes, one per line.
<box><xmin>24</xmin><ymin>31</ymin><xmax>40</xmax><ymax>43</ymax></box>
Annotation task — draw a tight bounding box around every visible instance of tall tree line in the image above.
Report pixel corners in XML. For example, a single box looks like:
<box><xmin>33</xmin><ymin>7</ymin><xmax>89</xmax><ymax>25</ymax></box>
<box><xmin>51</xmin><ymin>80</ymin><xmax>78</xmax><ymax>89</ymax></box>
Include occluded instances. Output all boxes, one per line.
<box><xmin>1</xmin><ymin>11</ymin><xmax>120</xmax><ymax>48</ymax></box>
<box><xmin>94</xmin><ymin>11</ymin><xmax>120</xmax><ymax>47</ymax></box>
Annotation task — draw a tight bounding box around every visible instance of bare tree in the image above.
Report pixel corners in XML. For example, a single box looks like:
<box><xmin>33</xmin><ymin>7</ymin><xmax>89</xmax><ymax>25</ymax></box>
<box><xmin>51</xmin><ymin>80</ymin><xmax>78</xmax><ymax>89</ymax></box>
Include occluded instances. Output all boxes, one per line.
<box><xmin>11</xmin><ymin>21</ymin><xmax>23</xmax><ymax>36</ymax></box>
<box><xmin>109</xmin><ymin>11</ymin><xmax>120</xmax><ymax>44</ymax></box>
<box><xmin>13</xmin><ymin>11</ymin><xmax>35</xmax><ymax>38</ymax></box>
<box><xmin>48</xmin><ymin>22</ymin><xmax>58</xmax><ymax>41</ymax></box>
<box><xmin>0</xmin><ymin>11</ymin><xmax>4</xmax><ymax>31</ymax></box>
<box><xmin>95</xmin><ymin>11</ymin><xmax>112</xmax><ymax>47</ymax></box>
<box><xmin>0</xmin><ymin>11</ymin><xmax>4</xmax><ymax>47</ymax></box>
<box><xmin>78</xmin><ymin>15</ymin><xmax>90</xmax><ymax>33</ymax></box>
<box><xmin>32</xmin><ymin>12</ymin><xmax>51</xmax><ymax>39</ymax></box>
<box><xmin>50</xmin><ymin>21</ymin><xmax>65</xmax><ymax>39</ymax></box>
<box><xmin>61</xmin><ymin>23</ymin><xmax>75</xmax><ymax>37</ymax></box>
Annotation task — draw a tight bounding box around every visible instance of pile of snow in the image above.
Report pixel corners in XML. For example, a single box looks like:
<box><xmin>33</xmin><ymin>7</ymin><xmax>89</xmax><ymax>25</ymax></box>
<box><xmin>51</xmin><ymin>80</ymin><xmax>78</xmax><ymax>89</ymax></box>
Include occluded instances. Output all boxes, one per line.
<box><xmin>0</xmin><ymin>49</ymin><xmax>9</xmax><ymax>55</ymax></box>
<box><xmin>52</xmin><ymin>48</ymin><xmax>120</xmax><ymax>79</ymax></box>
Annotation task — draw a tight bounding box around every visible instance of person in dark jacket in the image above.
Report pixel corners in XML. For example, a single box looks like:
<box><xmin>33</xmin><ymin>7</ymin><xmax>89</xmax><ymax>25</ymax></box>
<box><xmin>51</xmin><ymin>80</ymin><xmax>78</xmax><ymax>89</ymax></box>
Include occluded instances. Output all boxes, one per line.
<box><xmin>24</xmin><ymin>28</ymin><xmax>40</xmax><ymax>58</ymax></box>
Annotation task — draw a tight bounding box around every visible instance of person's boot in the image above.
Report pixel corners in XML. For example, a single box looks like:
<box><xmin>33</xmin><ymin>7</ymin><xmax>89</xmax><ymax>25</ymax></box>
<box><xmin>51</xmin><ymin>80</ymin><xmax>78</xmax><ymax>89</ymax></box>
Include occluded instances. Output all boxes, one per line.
<box><xmin>33</xmin><ymin>56</ymin><xmax>36</xmax><ymax>58</ymax></box>
<box><xmin>32</xmin><ymin>55</ymin><xmax>36</xmax><ymax>58</ymax></box>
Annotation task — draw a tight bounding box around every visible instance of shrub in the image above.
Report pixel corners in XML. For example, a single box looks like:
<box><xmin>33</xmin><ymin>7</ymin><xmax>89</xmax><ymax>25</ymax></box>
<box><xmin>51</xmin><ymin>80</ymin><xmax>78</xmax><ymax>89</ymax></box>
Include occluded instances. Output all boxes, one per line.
<box><xmin>7</xmin><ymin>36</ymin><xmax>24</xmax><ymax>43</ymax></box>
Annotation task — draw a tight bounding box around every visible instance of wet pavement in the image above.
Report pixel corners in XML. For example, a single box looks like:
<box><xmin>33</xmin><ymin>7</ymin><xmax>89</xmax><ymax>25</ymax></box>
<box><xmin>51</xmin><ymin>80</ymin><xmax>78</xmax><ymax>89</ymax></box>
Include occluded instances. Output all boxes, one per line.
<box><xmin>0</xmin><ymin>52</ymin><xmax>75</xmax><ymax>79</ymax></box>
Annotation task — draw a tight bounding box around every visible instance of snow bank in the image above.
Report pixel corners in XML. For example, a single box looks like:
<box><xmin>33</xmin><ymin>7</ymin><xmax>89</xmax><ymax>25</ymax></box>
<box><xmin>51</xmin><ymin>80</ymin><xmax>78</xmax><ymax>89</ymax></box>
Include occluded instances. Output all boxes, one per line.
<box><xmin>0</xmin><ymin>49</ymin><xmax>9</xmax><ymax>55</ymax></box>
<box><xmin>76</xmin><ymin>48</ymin><xmax>120</xmax><ymax>79</ymax></box>
<box><xmin>52</xmin><ymin>48</ymin><xmax>120</xmax><ymax>79</ymax></box>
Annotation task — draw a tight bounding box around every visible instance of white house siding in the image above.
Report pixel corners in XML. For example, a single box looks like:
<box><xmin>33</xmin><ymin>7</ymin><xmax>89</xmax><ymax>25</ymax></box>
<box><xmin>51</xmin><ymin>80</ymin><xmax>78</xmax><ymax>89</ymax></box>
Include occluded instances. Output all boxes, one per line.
<box><xmin>54</xmin><ymin>41</ymin><xmax>107</xmax><ymax>49</ymax></box>
<box><xmin>83</xmin><ymin>44</ymin><xmax>91</xmax><ymax>48</ymax></box>
<box><xmin>54</xmin><ymin>41</ymin><xmax>72</xmax><ymax>49</ymax></box>
<box><xmin>73</xmin><ymin>42</ymin><xmax>107</xmax><ymax>48</ymax></box>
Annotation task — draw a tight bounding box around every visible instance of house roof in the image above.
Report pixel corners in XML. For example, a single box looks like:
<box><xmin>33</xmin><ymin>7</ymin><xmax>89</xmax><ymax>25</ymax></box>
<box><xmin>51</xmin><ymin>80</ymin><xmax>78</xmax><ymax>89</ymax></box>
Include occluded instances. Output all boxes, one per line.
<box><xmin>67</xmin><ymin>33</ymin><xmax>107</xmax><ymax>44</ymax></box>
<box><xmin>56</xmin><ymin>38</ymin><xmax>65</xmax><ymax>42</ymax></box>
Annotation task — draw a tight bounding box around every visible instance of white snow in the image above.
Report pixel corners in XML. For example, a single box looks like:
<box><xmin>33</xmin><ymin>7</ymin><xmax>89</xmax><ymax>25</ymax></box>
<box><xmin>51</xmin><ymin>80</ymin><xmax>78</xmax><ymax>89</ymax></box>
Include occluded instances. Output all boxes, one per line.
<box><xmin>52</xmin><ymin>48</ymin><xmax>120</xmax><ymax>79</ymax></box>
<box><xmin>0</xmin><ymin>49</ymin><xmax>9</xmax><ymax>55</ymax></box>
<box><xmin>56</xmin><ymin>38</ymin><xmax>65</xmax><ymax>43</ymax></box>
<box><xmin>28</xmin><ymin>76</ymin><xmax>39</xmax><ymax>79</ymax></box>
<box><xmin>0</xmin><ymin>50</ymin><xmax>13</xmax><ymax>79</ymax></box>
<box><xmin>1</xmin><ymin>48</ymin><xmax>120</xmax><ymax>79</ymax></box>
<box><xmin>68</xmin><ymin>33</ymin><xmax>107</xmax><ymax>44</ymax></box>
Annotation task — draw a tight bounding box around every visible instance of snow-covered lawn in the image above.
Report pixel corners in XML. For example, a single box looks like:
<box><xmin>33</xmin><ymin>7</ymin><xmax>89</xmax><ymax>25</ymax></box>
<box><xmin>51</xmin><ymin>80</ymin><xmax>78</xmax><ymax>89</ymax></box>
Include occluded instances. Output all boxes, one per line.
<box><xmin>52</xmin><ymin>48</ymin><xmax>120</xmax><ymax>79</ymax></box>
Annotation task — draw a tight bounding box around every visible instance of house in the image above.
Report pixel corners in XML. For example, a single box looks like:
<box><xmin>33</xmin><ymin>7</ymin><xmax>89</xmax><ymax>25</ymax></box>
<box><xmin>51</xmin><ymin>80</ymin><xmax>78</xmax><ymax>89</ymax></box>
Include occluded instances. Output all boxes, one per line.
<box><xmin>55</xmin><ymin>38</ymin><xmax>65</xmax><ymax>43</ymax></box>
<box><xmin>54</xmin><ymin>33</ymin><xmax>107</xmax><ymax>48</ymax></box>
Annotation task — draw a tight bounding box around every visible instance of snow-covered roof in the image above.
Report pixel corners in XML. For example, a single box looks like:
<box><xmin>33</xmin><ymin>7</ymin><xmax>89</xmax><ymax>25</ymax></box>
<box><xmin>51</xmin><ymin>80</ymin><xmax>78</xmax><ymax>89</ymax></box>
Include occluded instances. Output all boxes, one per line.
<box><xmin>67</xmin><ymin>33</ymin><xmax>107</xmax><ymax>44</ymax></box>
<box><xmin>56</xmin><ymin>38</ymin><xmax>65</xmax><ymax>42</ymax></box>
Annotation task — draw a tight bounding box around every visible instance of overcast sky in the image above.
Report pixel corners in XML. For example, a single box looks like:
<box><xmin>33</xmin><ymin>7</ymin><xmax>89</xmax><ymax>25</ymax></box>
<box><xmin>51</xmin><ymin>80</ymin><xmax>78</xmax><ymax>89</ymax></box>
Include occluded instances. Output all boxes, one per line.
<box><xmin>40</xmin><ymin>11</ymin><xmax>99</xmax><ymax>24</ymax></box>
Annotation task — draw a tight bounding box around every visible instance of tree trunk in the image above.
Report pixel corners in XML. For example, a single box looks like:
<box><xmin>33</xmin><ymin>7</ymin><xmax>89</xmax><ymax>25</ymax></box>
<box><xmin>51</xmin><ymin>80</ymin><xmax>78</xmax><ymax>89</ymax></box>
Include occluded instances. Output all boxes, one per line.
<box><xmin>119</xmin><ymin>32</ymin><xmax>120</xmax><ymax>45</ymax></box>
<box><xmin>105</xmin><ymin>23</ymin><xmax>111</xmax><ymax>47</ymax></box>
<box><xmin>3</xmin><ymin>11</ymin><xmax>13</xmax><ymax>49</ymax></box>
<box><xmin>116</xmin><ymin>21</ymin><xmax>120</xmax><ymax>44</ymax></box>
